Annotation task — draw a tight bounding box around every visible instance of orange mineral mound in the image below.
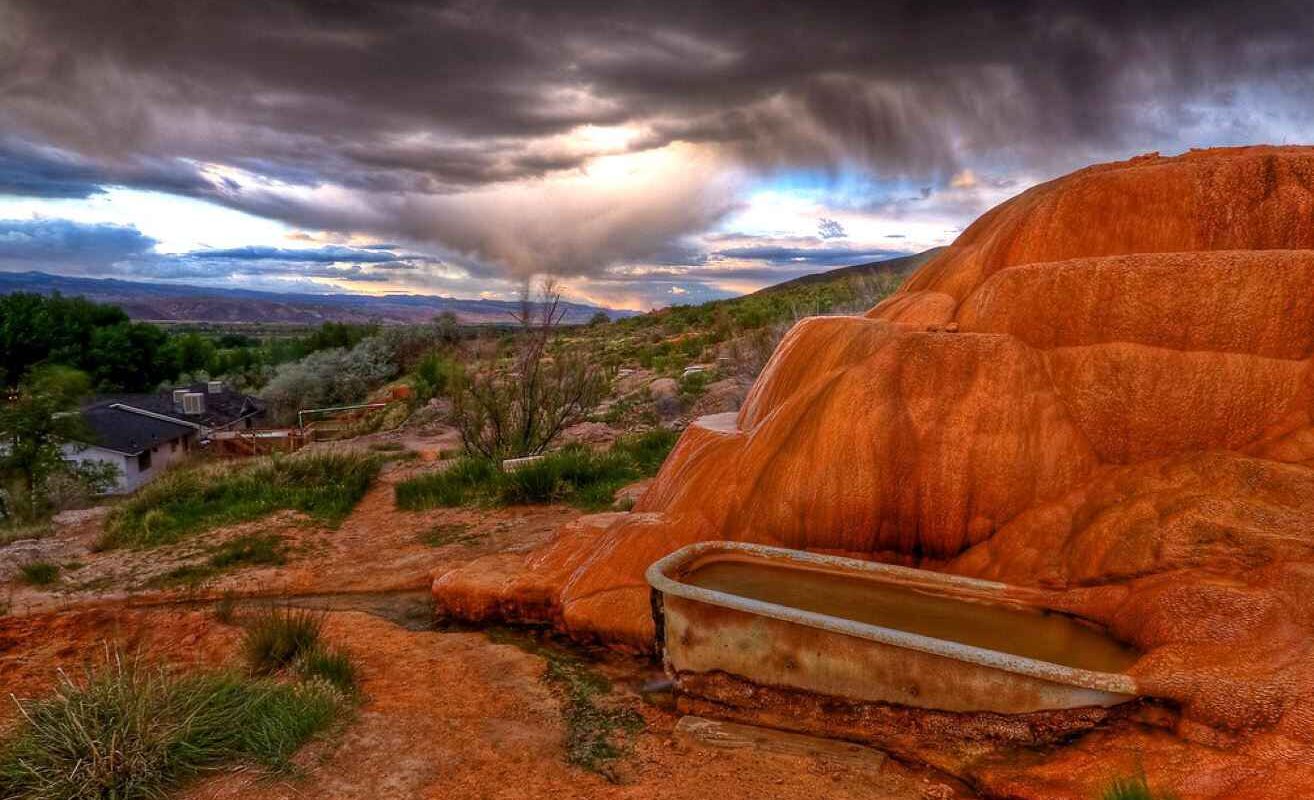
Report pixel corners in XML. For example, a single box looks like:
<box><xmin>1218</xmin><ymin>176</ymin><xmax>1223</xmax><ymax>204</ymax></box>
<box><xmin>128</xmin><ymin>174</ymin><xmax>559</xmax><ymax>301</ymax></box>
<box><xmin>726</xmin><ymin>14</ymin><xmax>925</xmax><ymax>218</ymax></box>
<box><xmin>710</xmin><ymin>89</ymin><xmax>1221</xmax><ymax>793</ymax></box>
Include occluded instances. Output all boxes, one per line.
<box><xmin>434</xmin><ymin>146</ymin><xmax>1314</xmax><ymax>796</ymax></box>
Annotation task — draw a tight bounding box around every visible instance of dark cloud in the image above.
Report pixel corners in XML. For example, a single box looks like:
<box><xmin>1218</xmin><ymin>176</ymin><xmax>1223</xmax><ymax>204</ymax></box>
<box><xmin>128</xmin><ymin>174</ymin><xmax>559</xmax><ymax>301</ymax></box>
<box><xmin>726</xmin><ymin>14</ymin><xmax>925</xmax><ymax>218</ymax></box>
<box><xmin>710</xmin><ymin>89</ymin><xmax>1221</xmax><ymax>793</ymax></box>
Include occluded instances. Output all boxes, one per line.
<box><xmin>0</xmin><ymin>218</ymin><xmax>157</xmax><ymax>269</ymax></box>
<box><xmin>711</xmin><ymin>245</ymin><xmax>909</xmax><ymax>268</ymax></box>
<box><xmin>6</xmin><ymin>1</ymin><xmax>1312</xmax><ymax>190</ymax></box>
<box><xmin>187</xmin><ymin>245</ymin><xmax>421</xmax><ymax>265</ymax></box>
<box><xmin>2</xmin><ymin>1</ymin><xmax>1313</xmax><ymax>285</ymax></box>
<box><xmin>0</xmin><ymin>138</ymin><xmax>210</xmax><ymax>199</ymax></box>
<box><xmin>0</xmin><ymin>218</ymin><xmax>444</xmax><ymax>285</ymax></box>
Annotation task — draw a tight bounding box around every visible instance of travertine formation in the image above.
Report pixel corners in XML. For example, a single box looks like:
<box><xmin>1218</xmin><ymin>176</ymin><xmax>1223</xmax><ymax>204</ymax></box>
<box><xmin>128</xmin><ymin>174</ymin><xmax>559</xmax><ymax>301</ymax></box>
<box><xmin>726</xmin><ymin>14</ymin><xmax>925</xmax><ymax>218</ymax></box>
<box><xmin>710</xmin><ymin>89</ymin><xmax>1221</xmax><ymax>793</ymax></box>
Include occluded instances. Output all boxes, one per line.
<box><xmin>435</xmin><ymin>146</ymin><xmax>1314</xmax><ymax>797</ymax></box>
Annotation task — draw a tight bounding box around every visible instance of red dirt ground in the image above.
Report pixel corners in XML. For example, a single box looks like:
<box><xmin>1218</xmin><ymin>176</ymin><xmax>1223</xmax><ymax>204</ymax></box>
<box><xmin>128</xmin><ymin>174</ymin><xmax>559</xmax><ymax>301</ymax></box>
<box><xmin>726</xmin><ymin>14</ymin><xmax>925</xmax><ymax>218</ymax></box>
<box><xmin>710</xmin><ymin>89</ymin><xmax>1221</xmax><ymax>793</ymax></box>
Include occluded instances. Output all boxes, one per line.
<box><xmin>1</xmin><ymin>452</ymin><xmax>959</xmax><ymax>799</ymax></box>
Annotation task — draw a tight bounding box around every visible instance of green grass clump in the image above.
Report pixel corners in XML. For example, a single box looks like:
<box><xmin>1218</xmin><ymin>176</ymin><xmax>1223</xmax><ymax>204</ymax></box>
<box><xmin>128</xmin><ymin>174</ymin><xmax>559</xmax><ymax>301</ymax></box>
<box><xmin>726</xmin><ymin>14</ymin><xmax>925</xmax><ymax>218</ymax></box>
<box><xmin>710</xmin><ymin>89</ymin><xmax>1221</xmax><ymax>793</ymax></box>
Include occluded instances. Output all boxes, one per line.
<box><xmin>297</xmin><ymin>646</ymin><xmax>357</xmax><ymax>694</ymax></box>
<box><xmin>150</xmin><ymin>533</ymin><xmax>289</xmax><ymax>589</ymax></box>
<box><xmin>0</xmin><ymin>655</ymin><xmax>343</xmax><ymax>799</ymax></box>
<box><xmin>150</xmin><ymin>564</ymin><xmax>217</xmax><ymax>589</ymax></box>
<box><xmin>394</xmin><ymin>456</ymin><xmax>497</xmax><ymax>508</ymax></box>
<box><xmin>418</xmin><ymin>522</ymin><xmax>480</xmax><ymax>547</ymax></box>
<box><xmin>209</xmin><ymin>533</ymin><xmax>287</xmax><ymax>569</ymax></box>
<box><xmin>243</xmin><ymin>607</ymin><xmax>325</xmax><ymax>675</ymax></box>
<box><xmin>367</xmin><ymin>440</ymin><xmax>406</xmax><ymax>452</ymax></box>
<box><xmin>394</xmin><ymin>429</ymin><xmax>679</xmax><ymax>512</ymax></box>
<box><xmin>18</xmin><ymin>561</ymin><xmax>60</xmax><ymax>586</ymax></box>
<box><xmin>101</xmin><ymin>452</ymin><xmax>380</xmax><ymax>549</ymax></box>
<box><xmin>0</xmin><ymin>521</ymin><xmax>52</xmax><ymax>547</ymax></box>
<box><xmin>1101</xmin><ymin>774</ymin><xmax>1177</xmax><ymax>800</ymax></box>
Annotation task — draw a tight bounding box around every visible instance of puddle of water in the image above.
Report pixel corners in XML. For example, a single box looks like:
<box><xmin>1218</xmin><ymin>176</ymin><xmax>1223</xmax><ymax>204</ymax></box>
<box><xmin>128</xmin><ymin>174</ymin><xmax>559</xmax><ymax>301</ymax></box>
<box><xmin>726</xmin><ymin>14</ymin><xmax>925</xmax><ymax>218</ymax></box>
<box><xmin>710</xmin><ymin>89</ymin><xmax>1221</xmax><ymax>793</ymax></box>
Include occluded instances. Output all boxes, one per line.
<box><xmin>683</xmin><ymin>559</ymin><xmax>1139</xmax><ymax>673</ymax></box>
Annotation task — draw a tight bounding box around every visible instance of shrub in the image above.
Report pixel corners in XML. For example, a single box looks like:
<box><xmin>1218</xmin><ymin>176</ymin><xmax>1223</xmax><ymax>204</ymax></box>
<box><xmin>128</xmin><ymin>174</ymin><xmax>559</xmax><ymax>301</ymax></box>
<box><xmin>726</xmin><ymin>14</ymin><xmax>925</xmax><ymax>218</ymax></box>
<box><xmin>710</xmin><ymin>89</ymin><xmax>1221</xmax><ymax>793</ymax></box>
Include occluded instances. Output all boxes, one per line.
<box><xmin>243</xmin><ymin>607</ymin><xmax>325</xmax><ymax>675</ymax></box>
<box><xmin>260</xmin><ymin>336</ymin><xmax>399</xmax><ymax>425</ymax></box>
<box><xmin>0</xmin><ymin>655</ymin><xmax>342</xmax><ymax>799</ymax></box>
<box><xmin>450</xmin><ymin>279</ymin><xmax>607</xmax><ymax>460</ymax></box>
<box><xmin>101</xmin><ymin>453</ymin><xmax>379</xmax><ymax>549</ymax></box>
<box><xmin>18</xmin><ymin>561</ymin><xmax>59</xmax><ymax>586</ymax></box>
<box><xmin>410</xmin><ymin>351</ymin><xmax>460</xmax><ymax>405</ymax></box>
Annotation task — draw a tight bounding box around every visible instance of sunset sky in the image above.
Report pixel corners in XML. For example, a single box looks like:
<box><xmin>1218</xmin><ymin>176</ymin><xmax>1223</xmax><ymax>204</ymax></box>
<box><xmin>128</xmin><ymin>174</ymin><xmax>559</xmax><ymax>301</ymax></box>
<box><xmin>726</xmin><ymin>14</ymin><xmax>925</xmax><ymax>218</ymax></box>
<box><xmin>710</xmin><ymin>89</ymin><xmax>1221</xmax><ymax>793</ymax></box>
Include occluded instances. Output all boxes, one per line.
<box><xmin>2</xmin><ymin>1</ymin><xmax>1312</xmax><ymax>309</ymax></box>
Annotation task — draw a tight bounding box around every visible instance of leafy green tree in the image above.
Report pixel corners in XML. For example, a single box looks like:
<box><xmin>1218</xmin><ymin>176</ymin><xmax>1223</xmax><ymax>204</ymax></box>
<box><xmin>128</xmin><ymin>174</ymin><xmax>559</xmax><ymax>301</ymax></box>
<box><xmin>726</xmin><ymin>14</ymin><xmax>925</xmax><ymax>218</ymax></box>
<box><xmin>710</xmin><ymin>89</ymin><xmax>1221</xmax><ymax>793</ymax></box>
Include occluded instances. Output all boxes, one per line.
<box><xmin>0</xmin><ymin>365</ymin><xmax>105</xmax><ymax>521</ymax></box>
<box><xmin>432</xmin><ymin>311</ymin><xmax>462</xmax><ymax>347</ymax></box>
<box><xmin>162</xmin><ymin>332</ymin><xmax>219</xmax><ymax>377</ymax></box>
<box><xmin>411</xmin><ymin>351</ymin><xmax>460</xmax><ymax>405</ymax></box>
<box><xmin>0</xmin><ymin>292</ymin><xmax>128</xmax><ymax>387</ymax></box>
<box><xmin>87</xmin><ymin>321</ymin><xmax>170</xmax><ymax>391</ymax></box>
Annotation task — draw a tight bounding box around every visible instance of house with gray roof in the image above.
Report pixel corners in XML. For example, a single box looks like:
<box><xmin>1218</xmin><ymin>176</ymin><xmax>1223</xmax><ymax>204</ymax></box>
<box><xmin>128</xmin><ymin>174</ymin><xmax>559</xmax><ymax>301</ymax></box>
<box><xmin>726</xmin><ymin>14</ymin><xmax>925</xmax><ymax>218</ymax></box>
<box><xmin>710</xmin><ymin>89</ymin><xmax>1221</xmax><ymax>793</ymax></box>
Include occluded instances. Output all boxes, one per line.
<box><xmin>63</xmin><ymin>405</ymin><xmax>198</xmax><ymax>494</ymax></box>
<box><xmin>62</xmin><ymin>381</ymin><xmax>264</xmax><ymax>493</ymax></box>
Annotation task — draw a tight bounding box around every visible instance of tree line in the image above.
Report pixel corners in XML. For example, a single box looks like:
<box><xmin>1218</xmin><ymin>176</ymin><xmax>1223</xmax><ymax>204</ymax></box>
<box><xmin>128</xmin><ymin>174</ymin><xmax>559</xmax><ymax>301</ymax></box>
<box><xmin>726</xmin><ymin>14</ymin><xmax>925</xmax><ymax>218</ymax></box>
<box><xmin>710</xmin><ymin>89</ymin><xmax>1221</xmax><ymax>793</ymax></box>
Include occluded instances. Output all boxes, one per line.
<box><xmin>0</xmin><ymin>292</ymin><xmax>380</xmax><ymax>393</ymax></box>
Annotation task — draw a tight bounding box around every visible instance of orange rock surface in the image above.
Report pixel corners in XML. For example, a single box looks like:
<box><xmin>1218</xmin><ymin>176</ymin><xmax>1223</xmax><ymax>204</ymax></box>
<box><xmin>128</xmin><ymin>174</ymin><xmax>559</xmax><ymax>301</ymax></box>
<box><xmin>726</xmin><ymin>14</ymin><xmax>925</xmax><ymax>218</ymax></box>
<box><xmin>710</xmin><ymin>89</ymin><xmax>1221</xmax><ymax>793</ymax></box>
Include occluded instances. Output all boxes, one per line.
<box><xmin>434</xmin><ymin>146</ymin><xmax>1314</xmax><ymax>797</ymax></box>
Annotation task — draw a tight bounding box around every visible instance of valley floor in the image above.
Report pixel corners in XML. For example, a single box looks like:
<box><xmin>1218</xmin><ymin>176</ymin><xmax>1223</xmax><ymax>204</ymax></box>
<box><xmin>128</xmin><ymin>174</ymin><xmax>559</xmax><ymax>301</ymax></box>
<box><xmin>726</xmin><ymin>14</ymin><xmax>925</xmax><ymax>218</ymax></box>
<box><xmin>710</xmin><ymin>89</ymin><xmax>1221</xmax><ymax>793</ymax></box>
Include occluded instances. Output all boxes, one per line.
<box><xmin>0</xmin><ymin>434</ymin><xmax>960</xmax><ymax>800</ymax></box>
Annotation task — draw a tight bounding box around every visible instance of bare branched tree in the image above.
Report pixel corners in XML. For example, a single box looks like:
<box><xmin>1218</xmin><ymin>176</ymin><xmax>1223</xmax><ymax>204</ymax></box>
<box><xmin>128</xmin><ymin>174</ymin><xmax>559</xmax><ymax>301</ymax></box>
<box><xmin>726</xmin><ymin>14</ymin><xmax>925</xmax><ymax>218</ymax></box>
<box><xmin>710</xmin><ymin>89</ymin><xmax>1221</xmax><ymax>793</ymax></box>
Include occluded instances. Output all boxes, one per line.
<box><xmin>451</xmin><ymin>278</ymin><xmax>606</xmax><ymax>459</ymax></box>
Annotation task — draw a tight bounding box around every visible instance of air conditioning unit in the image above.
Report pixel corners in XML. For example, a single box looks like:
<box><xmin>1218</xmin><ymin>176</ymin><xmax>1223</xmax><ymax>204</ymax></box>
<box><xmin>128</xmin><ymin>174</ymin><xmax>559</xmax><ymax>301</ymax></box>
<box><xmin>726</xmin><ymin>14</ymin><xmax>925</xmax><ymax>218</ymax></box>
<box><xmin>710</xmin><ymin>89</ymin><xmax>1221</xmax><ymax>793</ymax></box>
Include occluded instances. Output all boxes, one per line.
<box><xmin>182</xmin><ymin>392</ymin><xmax>206</xmax><ymax>415</ymax></box>
<box><xmin>207</xmin><ymin>380</ymin><xmax>224</xmax><ymax>394</ymax></box>
<box><xmin>172</xmin><ymin>388</ymin><xmax>189</xmax><ymax>411</ymax></box>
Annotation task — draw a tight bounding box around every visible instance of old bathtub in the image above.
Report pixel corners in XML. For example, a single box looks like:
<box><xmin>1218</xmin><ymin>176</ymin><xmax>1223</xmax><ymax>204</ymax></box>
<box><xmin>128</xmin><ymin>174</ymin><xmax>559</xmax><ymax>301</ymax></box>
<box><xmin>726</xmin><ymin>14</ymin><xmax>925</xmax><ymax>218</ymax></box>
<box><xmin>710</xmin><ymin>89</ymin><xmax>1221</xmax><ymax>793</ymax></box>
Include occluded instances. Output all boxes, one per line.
<box><xmin>646</xmin><ymin>542</ymin><xmax>1140</xmax><ymax>715</ymax></box>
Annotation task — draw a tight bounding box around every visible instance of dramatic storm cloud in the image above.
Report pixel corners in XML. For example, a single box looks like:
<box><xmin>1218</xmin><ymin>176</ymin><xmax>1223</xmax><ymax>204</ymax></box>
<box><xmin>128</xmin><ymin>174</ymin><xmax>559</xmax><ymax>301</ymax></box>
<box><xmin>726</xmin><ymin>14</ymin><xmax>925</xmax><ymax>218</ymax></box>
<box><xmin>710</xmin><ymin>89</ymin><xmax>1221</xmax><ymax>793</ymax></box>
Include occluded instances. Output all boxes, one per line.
<box><xmin>1</xmin><ymin>0</ymin><xmax>1312</xmax><ymax>306</ymax></box>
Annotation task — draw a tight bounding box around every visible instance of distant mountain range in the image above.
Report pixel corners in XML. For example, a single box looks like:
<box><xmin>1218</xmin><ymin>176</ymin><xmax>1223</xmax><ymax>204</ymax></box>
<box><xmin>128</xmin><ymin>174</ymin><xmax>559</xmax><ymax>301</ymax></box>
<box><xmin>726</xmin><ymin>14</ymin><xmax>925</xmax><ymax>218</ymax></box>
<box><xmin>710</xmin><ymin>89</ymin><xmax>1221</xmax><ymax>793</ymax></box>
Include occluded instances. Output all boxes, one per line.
<box><xmin>0</xmin><ymin>271</ymin><xmax>634</xmax><ymax>325</ymax></box>
<box><xmin>0</xmin><ymin>251</ymin><xmax>940</xmax><ymax>326</ymax></box>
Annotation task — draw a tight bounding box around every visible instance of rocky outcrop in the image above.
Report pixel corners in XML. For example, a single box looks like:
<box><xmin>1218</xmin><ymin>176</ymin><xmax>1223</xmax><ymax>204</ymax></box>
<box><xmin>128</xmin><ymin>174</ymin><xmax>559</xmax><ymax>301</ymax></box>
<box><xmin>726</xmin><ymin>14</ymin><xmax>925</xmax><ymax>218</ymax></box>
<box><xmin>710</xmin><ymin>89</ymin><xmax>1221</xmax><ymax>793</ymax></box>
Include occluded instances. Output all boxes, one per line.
<box><xmin>434</xmin><ymin>146</ymin><xmax>1314</xmax><ymax>797</ymax></box>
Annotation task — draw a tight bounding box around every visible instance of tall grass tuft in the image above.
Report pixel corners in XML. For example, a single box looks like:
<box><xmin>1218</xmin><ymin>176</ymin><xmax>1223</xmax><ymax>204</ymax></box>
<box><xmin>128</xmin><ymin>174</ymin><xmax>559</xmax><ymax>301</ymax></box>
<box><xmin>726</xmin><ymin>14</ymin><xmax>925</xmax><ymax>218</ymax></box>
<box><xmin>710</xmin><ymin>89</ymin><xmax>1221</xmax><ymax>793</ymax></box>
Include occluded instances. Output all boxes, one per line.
<box><xmin>214</xmin><ymin>590</ymin><xmax>240</xmax><ymax>624</ymax></box>
<box><xmin>242</xmin><ymin>606</ymin><xmax>326</xmax><ymax>675</ymax></box>
<box><xmin>150</xmin><ymin>533</ymin><xmax>289</xmax><ymax>589</ymax></box>
<box><xmin>101</xmin><ymin>452</ymin><xmax>380</xmax><ymax>549</ymax></box>
<box><xmin>18</xmin><ymin>561</ymin><xmax>60</xmax><ymax>586</ymax></box>
<box><xmin>0</xmin><ymin>653</ymin><xmax>342</xmax><ymax>800</ymax></box>
<box><xmin>394</xmin><ymin>429</ymin><xmax>679</xmax><ymax>512</ymax></box>
<box><xmin>297</xmin><ymin>646</ymin><xmax>357</xmax><ymax>694</ymax></box>
<box><xmin>394</xmin><ymin>456</ymin><xmax>497</xmax><ymax>508</ymax></box>
<box><xmin>1101</xmin><ymin>773</ymin><xmax>1177</xmax><ymax>800</ymax></box>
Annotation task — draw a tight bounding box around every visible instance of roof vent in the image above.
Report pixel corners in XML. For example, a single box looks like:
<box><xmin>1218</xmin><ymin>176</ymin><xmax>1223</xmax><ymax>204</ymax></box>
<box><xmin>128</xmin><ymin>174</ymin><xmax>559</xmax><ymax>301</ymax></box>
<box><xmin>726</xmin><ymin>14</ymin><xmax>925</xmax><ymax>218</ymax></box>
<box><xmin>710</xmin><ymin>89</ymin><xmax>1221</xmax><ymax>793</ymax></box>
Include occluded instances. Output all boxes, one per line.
<box><xmin>207</xmin><ymin>380</ymin><xmax>224</xmax><ymax>394</ymax></box>
<box><xmin>182</xmin><ymin>392</ymin><xmax>206</xmax><ymax>416</ymax></box>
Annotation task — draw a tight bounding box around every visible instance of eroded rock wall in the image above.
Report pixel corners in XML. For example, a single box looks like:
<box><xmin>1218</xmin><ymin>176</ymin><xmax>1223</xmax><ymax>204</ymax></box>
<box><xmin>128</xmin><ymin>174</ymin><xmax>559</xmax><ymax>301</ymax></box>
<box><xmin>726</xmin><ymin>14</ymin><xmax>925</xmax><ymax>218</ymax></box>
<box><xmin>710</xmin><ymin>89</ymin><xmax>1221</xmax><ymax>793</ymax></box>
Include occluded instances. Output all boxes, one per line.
<box><xmin>433</xmin><ymin>146</ymin><xmax>1314</xmax><ymax>798</ymax></box>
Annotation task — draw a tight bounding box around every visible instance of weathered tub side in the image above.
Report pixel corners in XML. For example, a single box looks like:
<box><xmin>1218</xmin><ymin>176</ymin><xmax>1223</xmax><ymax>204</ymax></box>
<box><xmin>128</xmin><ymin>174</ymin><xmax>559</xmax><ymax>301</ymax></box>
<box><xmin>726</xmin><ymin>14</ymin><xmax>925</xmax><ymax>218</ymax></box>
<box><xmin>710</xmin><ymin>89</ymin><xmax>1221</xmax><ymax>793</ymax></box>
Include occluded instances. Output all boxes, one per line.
<box><xmin>646</xmin><ymin>542</ymin><xmax>1140</xmax><ymax>715</ymax></box>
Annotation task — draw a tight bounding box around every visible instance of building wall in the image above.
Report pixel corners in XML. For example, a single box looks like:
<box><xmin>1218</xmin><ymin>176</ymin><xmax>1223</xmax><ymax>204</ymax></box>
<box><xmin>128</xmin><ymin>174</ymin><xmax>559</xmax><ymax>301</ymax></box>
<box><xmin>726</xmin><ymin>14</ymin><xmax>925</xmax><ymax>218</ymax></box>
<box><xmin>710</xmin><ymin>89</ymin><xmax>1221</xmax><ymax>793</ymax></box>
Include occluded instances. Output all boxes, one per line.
<box><xmin>62</xmin><ymin>435</ymin><xmax>193</xmax><ymax>494</ymax></box>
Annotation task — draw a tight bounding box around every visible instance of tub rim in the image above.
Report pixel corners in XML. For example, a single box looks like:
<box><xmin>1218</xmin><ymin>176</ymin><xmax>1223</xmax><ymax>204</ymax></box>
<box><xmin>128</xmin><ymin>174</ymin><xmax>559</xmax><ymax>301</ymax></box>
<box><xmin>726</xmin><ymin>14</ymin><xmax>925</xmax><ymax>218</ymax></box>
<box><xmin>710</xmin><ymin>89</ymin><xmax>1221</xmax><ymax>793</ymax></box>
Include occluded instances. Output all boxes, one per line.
<box><xmin>646</xmin><ymin>541</ymin><xmax>1139</xmax><ymax>698</ymax></box>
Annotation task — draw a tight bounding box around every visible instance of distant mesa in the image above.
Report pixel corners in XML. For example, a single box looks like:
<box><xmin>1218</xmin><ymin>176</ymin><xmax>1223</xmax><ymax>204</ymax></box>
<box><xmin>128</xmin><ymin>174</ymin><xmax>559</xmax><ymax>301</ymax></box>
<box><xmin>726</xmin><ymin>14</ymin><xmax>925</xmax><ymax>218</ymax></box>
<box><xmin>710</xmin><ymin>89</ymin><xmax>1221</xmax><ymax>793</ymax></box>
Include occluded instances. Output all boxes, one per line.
<box><xmin>433</xmin><ymin>145</ymin><xmax>1314</xmax><ymax>796</ymax></box>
